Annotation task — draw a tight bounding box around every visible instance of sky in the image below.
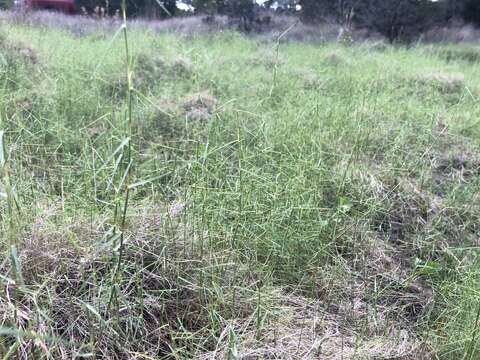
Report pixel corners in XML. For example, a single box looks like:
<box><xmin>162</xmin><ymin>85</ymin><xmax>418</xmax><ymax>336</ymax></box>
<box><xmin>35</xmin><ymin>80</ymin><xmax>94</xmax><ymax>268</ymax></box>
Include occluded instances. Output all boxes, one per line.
<box><xmin>176</xmin><ymin>1</ymin><xmax>301</xmax><ymax>12</ymax></box>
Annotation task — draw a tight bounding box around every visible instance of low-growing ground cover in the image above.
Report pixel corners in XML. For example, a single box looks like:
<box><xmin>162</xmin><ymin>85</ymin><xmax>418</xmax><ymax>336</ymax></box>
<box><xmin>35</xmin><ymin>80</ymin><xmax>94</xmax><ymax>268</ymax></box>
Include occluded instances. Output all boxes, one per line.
<box><xmin>0</xmin><ymin>13</ymin><xmax>480</xmax><ymax>359</ymax></box>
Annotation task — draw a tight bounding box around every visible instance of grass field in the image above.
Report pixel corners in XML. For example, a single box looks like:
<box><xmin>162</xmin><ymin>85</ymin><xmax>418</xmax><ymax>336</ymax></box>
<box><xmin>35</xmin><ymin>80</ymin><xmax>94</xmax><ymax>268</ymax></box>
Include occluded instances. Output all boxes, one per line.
<box><xmin>1</xmin><ymin>15</ymin><xmax>480</xmax><ymax>359</ymax></box>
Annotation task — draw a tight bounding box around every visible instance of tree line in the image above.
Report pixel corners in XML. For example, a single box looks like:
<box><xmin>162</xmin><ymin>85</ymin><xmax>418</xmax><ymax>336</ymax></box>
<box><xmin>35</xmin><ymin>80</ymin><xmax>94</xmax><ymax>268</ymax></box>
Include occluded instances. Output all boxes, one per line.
<box><xmin>189</xmin><ymin>0</ymin><xmax>479</xmax><ymax>42</ymax></box>
<box><xmin>28</xmin><ymin>0</ymin><xmax>480</xmax><ymax>42</ymax></box>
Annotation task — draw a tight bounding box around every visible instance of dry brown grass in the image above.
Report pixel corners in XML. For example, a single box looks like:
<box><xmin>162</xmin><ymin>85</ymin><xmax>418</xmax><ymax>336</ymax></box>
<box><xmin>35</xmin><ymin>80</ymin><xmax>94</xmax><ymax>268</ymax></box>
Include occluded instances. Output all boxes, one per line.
<box><xmin>0</xmin><ymin>203</ymin><xmax>242</xmax><ymax>358</ymax></box>
<box><xmin>135</xmin><ymin>53</ymin><xmax>194</xmax><ymax>83</ymax></box>
<box><xmin>0</xmin><ymin>196</ymin><xmax>436</xmax><ymax>359</ymax></box>
<box><xmin>298</xmin><ymin>69</ymin><xmax>322</xmax><ymax>90</ymax></box>
<box><xmin>19</xmin><ymin>205</ymin><xmax>105</xmax><ymax>281</ymax></box>
<box><xmin>248</xmin><ymin>48</ymin><xmax>288</xmax><ymax>68</ymax></box>
<box><xmin>197</xmin><ymin>291</ymin><xmax>426</xmax><ymax>359</ymax></box>
<box><xmin>324</xmin><ymin>52</ymin><xmax>345</xmax><ymax>66</ymax></box>
<box><xmin>0</xmin><ymin>32</ymin><xmax>38</xmax><ymax>64</ymax></box>
<box><xmin>363</xmin><ymin>40</ymin><xmax>389</xmax><ymax>52</ymax></box>
<box><xmin>182</xmin><ymin>91</ymin><xmax>218</xmax><ymax>122</ymax></box>
<box><xmin>414</xmin><ymin>72</ymin><xmax>466</xmax><ymax>96</ymax></box>
<box><xmin>423</xmin><ymin>24</ymin><xmax>480</xmax><ymax>44</ymax></box>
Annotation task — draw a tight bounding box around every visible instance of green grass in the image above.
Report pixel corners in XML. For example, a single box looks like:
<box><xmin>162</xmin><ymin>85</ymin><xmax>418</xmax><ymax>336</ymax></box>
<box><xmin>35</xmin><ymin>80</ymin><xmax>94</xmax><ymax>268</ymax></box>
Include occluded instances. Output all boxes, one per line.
<box><xmin>1</xmin><ymin>20</ymin><xmax>480</xmax><ymax>359</ymax></box>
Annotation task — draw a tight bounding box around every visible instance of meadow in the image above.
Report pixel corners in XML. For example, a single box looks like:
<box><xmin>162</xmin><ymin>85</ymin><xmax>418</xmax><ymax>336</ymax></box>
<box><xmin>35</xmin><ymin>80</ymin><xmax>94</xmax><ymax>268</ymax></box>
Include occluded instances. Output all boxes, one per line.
<box><xmin>0</xmin><ymin>12</ymin><xmax>480</xmax><ymax>359</ymax></box>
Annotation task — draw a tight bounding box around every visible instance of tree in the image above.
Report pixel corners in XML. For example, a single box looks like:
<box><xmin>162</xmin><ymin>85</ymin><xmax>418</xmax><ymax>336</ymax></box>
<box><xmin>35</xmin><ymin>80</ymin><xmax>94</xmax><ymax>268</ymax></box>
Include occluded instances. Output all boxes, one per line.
<box><xmin>163</xmin><ymin>0</ymin><xmax>177</xmax><ymax>16</ymax></box>
<box><xmin>298</xmin><ymin>0</ymin><xmax>431</xmax><ymax>42</ymax></box>
<box><xmin>192</xmin><ymin>0</ymin><xmax>217</xmax><ymax>14</ymax></box>
<box><xmin>298</xmin><ymin>0</ymin><xmax>325</xmax><ymax>23</ymax></box>
<box><xmin>224</xmin><ymin>0</ymin><xmax>256</xmax><ymax>31</ymax></box>
<box><xmin>423</xmin><ymin>0</ymin><xmax>480</xmax><ymax>26</ymax></box>
<box><xmin>354</xmin><ymin>0</ymin><xmax>430</xmax><ymax>42</ymax></box>
<box><xmin>0</xmin><ymin>0</ymin><xmax>13</xmax><ymax>9</ymax></box>
<box><xmin>462</xmin><ymin>0</ymin><xmax>480</xmax><ymax>26</ymax></box>
<box><xmin>298</xmin><ymin>0</ymin><xmax>357</xmax><ymax>24</ymax></box>
<box><xmin>74</xmin><ymin>0</ymin><xmax>176</xmax><ymax>17</ymax></box>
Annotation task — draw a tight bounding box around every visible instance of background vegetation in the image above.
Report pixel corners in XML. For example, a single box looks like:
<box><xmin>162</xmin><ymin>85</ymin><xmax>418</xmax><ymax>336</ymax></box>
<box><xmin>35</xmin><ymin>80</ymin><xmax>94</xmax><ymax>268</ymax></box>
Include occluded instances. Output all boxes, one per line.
<box><xmin>61</xmin><ymin>0</ymin><xmax>480</xmax><ymax>43</ymax></box>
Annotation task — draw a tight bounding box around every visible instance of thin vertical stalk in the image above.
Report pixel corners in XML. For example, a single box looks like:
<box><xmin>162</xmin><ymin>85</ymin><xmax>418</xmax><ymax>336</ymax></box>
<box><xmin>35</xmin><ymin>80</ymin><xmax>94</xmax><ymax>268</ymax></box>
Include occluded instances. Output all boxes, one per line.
<box><xmin>0</xmin><ymin>130</ymin><xmax>23</xmax><ymax>359</ymax></box>
<box><xmin>256</xmin><ymin>285</ymin><xmax>261</xmax><ymax>341</ymax></box>
<box><xmin>269</xmin><ymin>21</ymin><xmax>298</xmax><ymax>97</ymax></box>
<box><xmin>0</xmin><ymin>131</ymin><xmax>23</xmax><ymax>287</ymax></box>
<box><xmin>122</xmin><ymin>1</ymin><xmax>133</xmax><ymax>136</ymax></box>
<box><xmin>106</xmin><ymin>0</ymin><xmax>134</xmax><ymax>317</ymax></box>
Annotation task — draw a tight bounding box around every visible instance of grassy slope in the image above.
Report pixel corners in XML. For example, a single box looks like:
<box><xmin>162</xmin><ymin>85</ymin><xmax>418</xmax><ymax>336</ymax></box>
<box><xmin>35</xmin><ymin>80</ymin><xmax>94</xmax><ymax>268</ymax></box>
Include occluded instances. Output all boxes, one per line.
<box><xmin>1</xmin><ymin>22</ymin><xmax>480</xmax><ymax>359</ymax></box>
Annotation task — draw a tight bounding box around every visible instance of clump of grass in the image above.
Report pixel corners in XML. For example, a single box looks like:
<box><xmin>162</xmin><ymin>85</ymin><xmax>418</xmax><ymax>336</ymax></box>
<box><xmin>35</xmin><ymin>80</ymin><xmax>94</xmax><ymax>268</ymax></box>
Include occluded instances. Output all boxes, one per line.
<box><xmin>0</xmin><ymin>32</ymin><xmax>40</xmax><ymax>92</ymax></box>
<box><xmin>433</xmin><ymin>46</ymin><xmax>480</xmax><ymax>63</ymax></box>
<box><xmin>247</xmin><ymin>48</ymin><xmax>288</xmax><ymax>68</ymax></box>
<box><xmin>416</xmin><ymin>72</ymin><xmax>466</xmax><ymax>94</ymax></box>
<box><xmin>135</xmin><ymin>53</ymin><xmax>194</xmax><ymax>82</ymax></box>
<box><xmin>182</xmin><ymin>91</ymin><xmax>218</xmax><ymax>122</ymax></box>
<box><xmin>198</xmin><ymin>291</ymin><xmax>427</xmax><ymax>359</ymax></box>
<box><xmin>363</xmin><ymin>40</ymin><xmax>389</xmax><ymax>52</ymax></box>
<box><xmin>0</xmin><ymin>32</ymin><xmax>38</xmax><ymax>65</ymax></box>
<box><xmin>171</xmin><ymin>55</ymin><xmax>193</xmax><ymax>76</ymax></box>
<box><xmin>323</xmin><ymin>51</ymin><xmax>345</xmax><ymax>66</ymax></box>
<box><xmin>105</xmin><ymin>52</ymin><xmax>194</xmax><ymax>98</ymax></box>
<box><xmin>295</xmin><ymin>68</ymin><xmax>323</xmax><ymax>89</ymax></box>
<box><xmin>0</xmin><ymin>204</ymin><xmax>271</xmax><ymax>358</ymax></box>
<box><xmin>141</xmin><ymin>103</ymin><xmax>182</xmax><ymax>142</ymax></box>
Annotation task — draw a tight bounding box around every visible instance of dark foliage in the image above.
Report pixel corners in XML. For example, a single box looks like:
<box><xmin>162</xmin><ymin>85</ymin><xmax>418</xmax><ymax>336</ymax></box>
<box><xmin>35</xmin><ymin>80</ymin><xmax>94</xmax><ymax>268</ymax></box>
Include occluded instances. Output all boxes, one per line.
<box><xmin>462</xmin><ymin>0</ymin><xmax>480</xmax><ymax>26</ymax></box>
<box><xmin>299</xmin><ymin>0</ymin><xmax>356</xmax><ymax>24</ymax></box>
<box><xmin>74</xmin><ymin>0</ymin><xmax>176</xmax><ymax>17</ymax></box>
<box><xmin>435</xmin><ymin>0</ymin><xmax>480</xmax><ymax>26</ymax></box>
<box><xmin>11</xmin><ymin>0</ymin><xmax>480</xmax><ymax>41</ymax></box>
<box><xmin>0</xmin><ymin>0</ymin><xmax>13</xmax><ymax>9</ymax></box>
<box><xmin>354</xmin><ymin>0</ymin><xmax>431</xmax><ymax>43</ymax></box>
<box><xmin>224</xmin><ymin>0</ymin><xmax>255</xmax><ymax>30</ymax></box>
<box><xmin>192</xmin><ymin>0</ymin><xmax>224</xmax><ymax>14</ymax></box>
<box><xmin>193</xmin><ymin>0</ymin><xmax>255</xmax><ymax>30</ymax></box>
